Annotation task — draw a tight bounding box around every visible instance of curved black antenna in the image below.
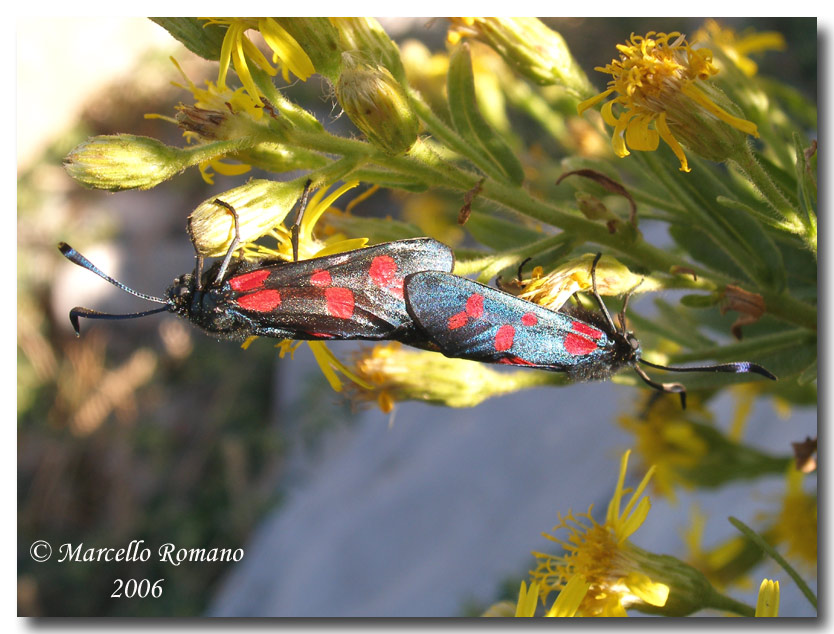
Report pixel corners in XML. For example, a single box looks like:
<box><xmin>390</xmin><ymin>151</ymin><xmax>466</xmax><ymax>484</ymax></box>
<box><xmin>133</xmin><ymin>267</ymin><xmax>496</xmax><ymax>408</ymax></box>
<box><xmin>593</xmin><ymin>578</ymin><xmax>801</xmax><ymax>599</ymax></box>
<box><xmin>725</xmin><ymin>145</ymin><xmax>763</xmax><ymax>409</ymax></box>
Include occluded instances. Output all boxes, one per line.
<box><xmin>58</xmin><ymin>243</ymin><xmax>167</xmax><ymax>305</ymax></box>
<box><xmin>639</xmin><ymin>358</ymin><xmax>777</xmax><ymax>381</ymax></box>
<box><xmin>69</xmin><ymin>306</ymin><xmax>171</xmax><ymax>336</ymax></box>
<box><xmin>633</xmin><ymin>364</ymin><xmax>687</xmax><ymax>409</ymax></box>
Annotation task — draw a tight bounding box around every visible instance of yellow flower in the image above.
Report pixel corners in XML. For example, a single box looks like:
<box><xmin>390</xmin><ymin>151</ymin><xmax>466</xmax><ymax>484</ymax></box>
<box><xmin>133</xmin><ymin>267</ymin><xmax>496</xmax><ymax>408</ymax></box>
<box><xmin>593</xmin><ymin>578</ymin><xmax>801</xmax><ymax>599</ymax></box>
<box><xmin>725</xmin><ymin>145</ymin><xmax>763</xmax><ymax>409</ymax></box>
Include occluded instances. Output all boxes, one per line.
<box><xmin>202</xmin><ymin>18</ymin><xmax>315</xmax><ymax>101</ymax></box>
<box><xmin>766</xmin><ymin>467</ymin><xmax>817</xmax><ymax>569</ymax></box>
<box><xmin>695</xmin><ymin>20</ymin><xmax>786</xmax><ymax>77</ymax></box>
<box><xmin>246</xmin><ymin>180</ymin><xmax>365</xmax><ymax>262</ymax></box>
<box><xmin>483</xmin><ymin>576</ymin><xmax>589</xmax><ymax>617</ymax></box>
<box><xmin>578</xmin><ymin>31</ymin><xmax>759</xmax><ymax>172</ymax></box>
<box><xmin>530</xmin><ymin>450</ymin><xmax>670</xmax><ymax>616</ymax></box>
<box><xmin>544</xmin><ymin>574</ymin><xmax>591</xmax><ymax>617</ymax></box>
<box><xmin>617</xmin><ymin>394</ymin><xmax>710</xmax><ymax>501</ymax></box>
<box><xmin>514</xmin><ymin>580</ymin><xmax>540</xmax><ymax>617</ymax></box>
<box><xmin>755</xmin><ymin>579</ymin><xmax>780</xmax><ymax>616</ymax></box>
<box><xmin>350</xmin><ymin>342</ymin><xmax>561</xmax><ymax>412</ymax></box>
<box><xmin>197</xmin><ymin>158</ymin><xmax>251</xmax><ymax>186</ymax></box>
<box><xmin>518</xmin><ymin>254</ymin><xmax>659</xmax><ymax>311</ymax></box>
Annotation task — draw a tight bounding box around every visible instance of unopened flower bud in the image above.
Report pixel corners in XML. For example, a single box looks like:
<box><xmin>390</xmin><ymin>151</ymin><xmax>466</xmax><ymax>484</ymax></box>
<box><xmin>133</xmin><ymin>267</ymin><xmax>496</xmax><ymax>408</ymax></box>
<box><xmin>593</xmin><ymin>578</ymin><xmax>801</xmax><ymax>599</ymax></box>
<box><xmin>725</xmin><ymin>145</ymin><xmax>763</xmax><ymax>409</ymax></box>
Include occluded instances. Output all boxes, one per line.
<box><xmin>448</xmin><ymin>18</ymin><xmax>593</xmax><ymax>97</ymax></box>
<box><xmin>331</xmin><ymin>17</ymin><xmax>407</xmax><ymax>81</ymax></box>
<box><xmin>336</xmin><ymin>54</ymin><xmax>419</xmax><ymax>155</ymax></box>
<box><xmin>188</xmin><ymin>179</ymin><xmax>307</xmax><ymax>258</ymax></box>
<box><xmin>64</xmin><ymin>135</ymin><xmax>186</xmax><ymax>191</ymax></box>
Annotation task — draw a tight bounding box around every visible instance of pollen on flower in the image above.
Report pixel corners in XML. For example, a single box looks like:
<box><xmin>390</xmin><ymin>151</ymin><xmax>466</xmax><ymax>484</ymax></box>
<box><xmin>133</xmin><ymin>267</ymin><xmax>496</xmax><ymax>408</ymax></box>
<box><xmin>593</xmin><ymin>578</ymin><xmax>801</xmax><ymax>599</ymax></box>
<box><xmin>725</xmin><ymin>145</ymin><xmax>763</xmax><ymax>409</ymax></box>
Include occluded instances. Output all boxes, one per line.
<box><xmin>578</xmin><ymin>31</ymin><xmax>759</xmax><ymax>172</ymax></box>
<box><xmin>529</xmin><ymin>450</ymin><xmax>667</xmax><ymax>616</ymax></box>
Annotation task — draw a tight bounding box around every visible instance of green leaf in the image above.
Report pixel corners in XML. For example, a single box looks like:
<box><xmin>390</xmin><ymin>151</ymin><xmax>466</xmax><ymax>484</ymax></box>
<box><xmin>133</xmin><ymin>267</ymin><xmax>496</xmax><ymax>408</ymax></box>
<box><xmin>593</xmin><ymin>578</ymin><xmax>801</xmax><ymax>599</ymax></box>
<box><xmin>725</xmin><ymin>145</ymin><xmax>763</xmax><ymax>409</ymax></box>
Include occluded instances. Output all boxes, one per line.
<box><xmin>793</xmin><ymin>133</ymin><xmax>817</xmax><ymax>229</ymax></box>
<box><xmin>447</xmin><ymin>43</ymin><xmax>525</xmax><ymax>186</ymax></box>
<box><xmin>322</xmin><ymin>214</ymin><xmax>425</xmax><ymax>243</ymax></box>
<box><xmin>797</xmin><ymin>359</ymin><xmax>817</xmax><ymax>385</ymax></box>
<box><xmin>669</xmin><ymin>223</ymin><xmax>748</xmax><ymax>282</ymax></box>
<box><xmin>150</xmin><ymin>18</ymin><xmax>226</xmax><ymax>61</ymax></box>
<box><xmin>680</xmin><ymin>293</ymin><xmax>720</xmax><ymax>309</ymax></box>
<box><xmin>465</xmin><ymin>211</ymin><xmax>544</xmax><ymax>251</ymax></box>
<box><xmin>625</xmin><ymin>308</ymin><xmax>716</xmax><ymax>351</ymax></box>
<box><xmin>678</xmin><ymin>422</ymin><xmax>790</xmax><ymax>487</ymax></box>
<box><xmin>715</xmin><ymin>196</ymin><xmax>787</xmax><ymax>290</ymax></box>
<box><xmin>670</xmin><ymin>330</ymin><xmax>816</xmax><ymax>380</ymax></box>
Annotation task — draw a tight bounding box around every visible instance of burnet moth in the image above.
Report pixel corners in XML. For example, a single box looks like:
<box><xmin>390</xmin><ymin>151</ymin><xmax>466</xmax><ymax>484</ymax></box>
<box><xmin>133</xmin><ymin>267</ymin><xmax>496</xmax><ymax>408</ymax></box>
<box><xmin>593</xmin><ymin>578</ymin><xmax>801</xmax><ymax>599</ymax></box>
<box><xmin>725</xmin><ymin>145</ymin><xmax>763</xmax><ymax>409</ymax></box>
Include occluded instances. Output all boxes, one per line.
<box><xmin>404</xmin><ymin>254</ymin><xmax>776</xmax><ymax>407</ymax></box>
<box><xmin>59</xmin><ymin>190</ymin><xmax>454</xmax><ymax>345</ymax></box>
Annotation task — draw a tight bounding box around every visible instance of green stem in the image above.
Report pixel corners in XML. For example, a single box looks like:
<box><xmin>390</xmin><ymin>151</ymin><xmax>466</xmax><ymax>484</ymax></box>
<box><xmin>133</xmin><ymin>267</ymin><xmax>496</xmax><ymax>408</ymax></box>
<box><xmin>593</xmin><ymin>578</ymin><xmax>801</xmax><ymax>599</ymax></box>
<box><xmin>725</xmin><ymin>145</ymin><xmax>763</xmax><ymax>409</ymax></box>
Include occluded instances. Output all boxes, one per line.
<box><xmin>266</xmin><ymin>125</ymin><xmax>820</xmax><ymax>331</ymax></box>
<box><xmin>408</xmin><ymin>89</ymin><xmax>508</xmax><ymax>181</ymax></box>
<box><xmin>729</xmin><ymin>516</ymin><xmax>817</xmax><ymax>612</ymax></box>
<box><xmin>182</xmin><ymin>138</ymin><xmax>259</xmax><ymax>166</ymax></box>
<box><xmin>701</xmin><ymin>589</ymin><xmax>755</xmax><ymax>617</ymax></box>
<box><xmin>732</xmin><ymin>145</ymin><xmax>805</xmax><ymax>235</ymax></box>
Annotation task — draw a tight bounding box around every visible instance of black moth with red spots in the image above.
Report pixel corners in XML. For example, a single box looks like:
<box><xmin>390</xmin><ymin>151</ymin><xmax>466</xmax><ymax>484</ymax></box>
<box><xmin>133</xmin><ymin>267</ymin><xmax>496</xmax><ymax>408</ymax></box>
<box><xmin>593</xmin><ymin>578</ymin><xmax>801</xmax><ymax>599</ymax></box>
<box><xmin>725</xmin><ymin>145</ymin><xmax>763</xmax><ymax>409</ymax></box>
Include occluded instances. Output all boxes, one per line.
<box><xmin>59</xmin><ymin>238</ymin><xmax>453</xmax><ymax>346</ymax></box>
<box><xmin>403</xmin><ymin>254</ymin><xmax>776</xmax><ymax>408</ymax></box>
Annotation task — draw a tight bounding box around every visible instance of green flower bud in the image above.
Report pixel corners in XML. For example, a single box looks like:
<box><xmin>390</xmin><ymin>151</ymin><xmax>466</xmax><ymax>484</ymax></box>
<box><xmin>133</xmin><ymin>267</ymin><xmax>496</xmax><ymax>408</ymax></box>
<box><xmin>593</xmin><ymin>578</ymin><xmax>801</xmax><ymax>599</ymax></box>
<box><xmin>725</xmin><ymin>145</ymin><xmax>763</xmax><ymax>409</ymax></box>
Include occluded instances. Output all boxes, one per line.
<box><xmin>63</xmin><ymin>134</ymin><xmax>186</xmax><ymax>191</ymax></box>
<box><xmin>620</xmin><ymin>542</ymin><xmax>756</xmax><ymax>616</ymax></box>
<box><xmin>331</xmin><ymin>17</ymin><xmax>407</xmax><ymax>82</ymax></box>
<box><xmin>188</xmin><ymin>179</ymin><xmax>307</xmax><ymax>258</ymax></box>
<box><xmin>336</xmin><ymin>54</ymin><xmax>419</xmax><ymax>155</ymax></box>
<box><xmin>449</xmin><ymin>18</ymin><xmax>593</xmax><ymax>97</ymax></box>
<box><xmin>664</xmin><ymin>81</ymin><xmax>757</xmax><ymax>164</ymax></box>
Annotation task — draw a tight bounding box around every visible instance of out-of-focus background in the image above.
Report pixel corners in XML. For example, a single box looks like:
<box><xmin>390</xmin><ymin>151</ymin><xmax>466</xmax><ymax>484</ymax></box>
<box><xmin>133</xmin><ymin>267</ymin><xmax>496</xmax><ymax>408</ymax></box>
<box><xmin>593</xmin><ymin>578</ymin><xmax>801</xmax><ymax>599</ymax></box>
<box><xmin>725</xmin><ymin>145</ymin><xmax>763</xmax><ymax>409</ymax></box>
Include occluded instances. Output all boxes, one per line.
<box><xmin>17</xmin><ymin>17</ymin><xmax>817</xmax><ymax>616</ymax></box>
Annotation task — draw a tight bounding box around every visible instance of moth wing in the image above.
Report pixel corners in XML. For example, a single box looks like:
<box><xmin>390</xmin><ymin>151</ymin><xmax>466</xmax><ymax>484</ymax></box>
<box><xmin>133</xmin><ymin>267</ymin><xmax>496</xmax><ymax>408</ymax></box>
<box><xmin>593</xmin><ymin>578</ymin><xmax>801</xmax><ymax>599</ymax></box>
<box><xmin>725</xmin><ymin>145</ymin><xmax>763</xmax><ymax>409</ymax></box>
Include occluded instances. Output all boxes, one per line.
<box><xmin>229</xmin><ymin>238</ymin><xmax>454</xmax><ymax>340</ymax></box>
<box><xmin>405</xmin><ymin>271</ymin><xmax>609</xmax><ymax>370</ymax></box>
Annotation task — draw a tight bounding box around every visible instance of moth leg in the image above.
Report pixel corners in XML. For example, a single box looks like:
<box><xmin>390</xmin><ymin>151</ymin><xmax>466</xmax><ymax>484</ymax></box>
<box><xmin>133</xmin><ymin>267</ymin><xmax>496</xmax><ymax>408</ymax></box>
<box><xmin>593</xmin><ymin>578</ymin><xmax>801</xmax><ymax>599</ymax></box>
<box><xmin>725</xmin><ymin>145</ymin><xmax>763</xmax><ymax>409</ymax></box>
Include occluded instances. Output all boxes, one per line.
<box><xmin>589</xmin><ymin>253</ymin><xmax>617</xmax><ymax>333</ymax></box>
<box><xmin>290</xmin><ymin>179</ymin><xmax>313</xmax><ymax>263</ymax></box>
<box><xmin>212</xmin><ymin>199</ymin><xmax>243</xmax><ymax>286</ymax></box>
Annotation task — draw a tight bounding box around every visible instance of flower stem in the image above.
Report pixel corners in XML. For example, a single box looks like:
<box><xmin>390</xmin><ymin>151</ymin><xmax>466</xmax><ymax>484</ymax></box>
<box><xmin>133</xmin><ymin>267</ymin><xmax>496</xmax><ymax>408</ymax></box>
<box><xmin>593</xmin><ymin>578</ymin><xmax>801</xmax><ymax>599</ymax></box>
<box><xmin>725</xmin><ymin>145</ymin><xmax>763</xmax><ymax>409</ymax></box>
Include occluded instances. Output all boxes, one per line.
<box><xmin>732</xmin><ymin>145</ymin><xmax>808</xmax><ymax>242</ymax></box>
<box><xmin>729</xmin><ymin>516</ymin><xmax>818</xmax><ymax>612</ymax></box>
<box><xmin>701</xmin><ymin>589</ymin><xmax>755</xmax><ymax>617</ymax></box>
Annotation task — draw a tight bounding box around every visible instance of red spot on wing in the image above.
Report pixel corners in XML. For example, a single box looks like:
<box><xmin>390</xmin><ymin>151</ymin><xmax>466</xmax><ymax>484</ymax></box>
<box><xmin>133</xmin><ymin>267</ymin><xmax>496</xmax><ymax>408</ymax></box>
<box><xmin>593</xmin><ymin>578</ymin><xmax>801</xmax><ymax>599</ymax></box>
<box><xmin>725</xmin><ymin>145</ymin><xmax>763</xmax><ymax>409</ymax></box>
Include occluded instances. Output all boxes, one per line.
<box><xmin>369</xmin><ymin>255</ymin><xmax>405</xmax><ymax>298</ymax></box>
<box><xmin>310</xmin><ymin>269</ymin><xmax>332</xmax><ymax>287</ymax></box>
<box><xmin>495</xmin><ymin>324</ymin><xmax>515</xmax><ymax>351</ymax></box>
<box><xmin>389</xmin><ymin>277</ymin><xmax>405</xmax><ymax>299</ymax></box>
<box><xmin>308</xmin><ymin>332</ymin><xmax>334</xmax><ymax>339</ymax></box>
<box><xmin>229</xmin><ymin>269</ymin><xmax>270</xmax><ymax>292</ymax></box>
<box><xmin>448</xmin><ymin>311</ymin><xmax>468</xmax><ymax>329</ymax></box>
<box><xmin>572</xmin><ymin>321</ymin><xmax>603</xmax><ymax>340</ymax></box>
<box><xmin>521</xmin><ymin>312</ymin><xmax>538</xmax><ymax>327</ymax></box>
<box><xmin>499</xmin><ymin>355</ymin><xmax>535</xmax><ymax>366</ymax></box>
<box><xmin>237</xmin><ymin>289</ymin><xmax>281</xmax><ymax>312</ymax></box>
<box><xmin>466</xmin><ymin>294</ymin><xmax>484</xmax><ymax>318</ymax></box>
<box><xmin>325</xmin><ymin>287</ymin><xmax>354</xmax><ymax>319</ymax></box>
<box><xmin>564</xmin><ymin>333</ymin><xmax>599</xmax><ymax>356</ymax></box>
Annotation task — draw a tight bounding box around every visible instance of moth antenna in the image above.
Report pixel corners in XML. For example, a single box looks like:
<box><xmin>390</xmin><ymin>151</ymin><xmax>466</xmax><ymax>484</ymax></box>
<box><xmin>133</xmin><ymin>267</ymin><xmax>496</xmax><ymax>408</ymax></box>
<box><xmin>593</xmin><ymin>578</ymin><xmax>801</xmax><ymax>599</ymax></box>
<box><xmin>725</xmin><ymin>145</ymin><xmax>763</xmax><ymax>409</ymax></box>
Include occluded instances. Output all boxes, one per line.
<box><xmin>633</xmin><ymin>364</ymin><xmax>687</xmax><ymax>409</ymax></box>
<box><xmin>589</xmin><ymin>253</ymin><xmax>617</xmax><ymax>333</ymax></box>
<box><xmin>639</xmin><ymin>358</ymin><xmax>777</xmax><ymax>381</ymax></box>
<box><xmin>58</xmin><ymin>243</ymin><xmax>167</xmax><ymax>304</ymax></box>
<box><xmin>69</xmin><ymin>306</ymin><xmax>170</xmax><ymax>336</ymax></box>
